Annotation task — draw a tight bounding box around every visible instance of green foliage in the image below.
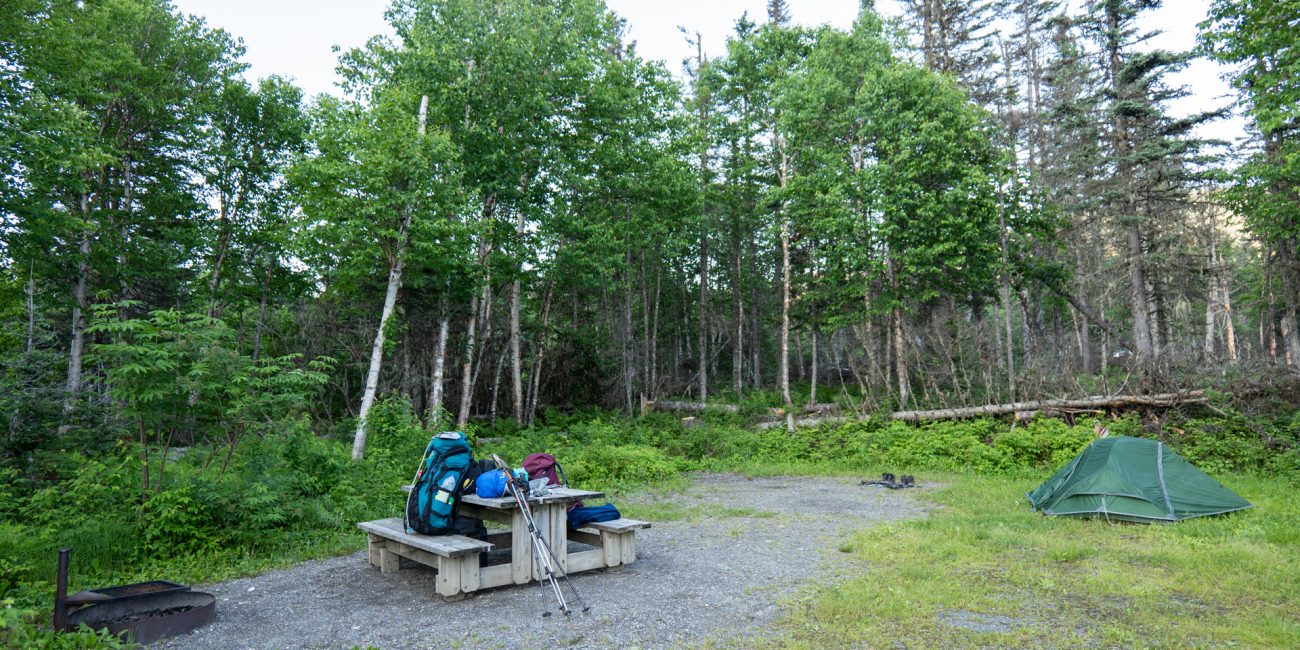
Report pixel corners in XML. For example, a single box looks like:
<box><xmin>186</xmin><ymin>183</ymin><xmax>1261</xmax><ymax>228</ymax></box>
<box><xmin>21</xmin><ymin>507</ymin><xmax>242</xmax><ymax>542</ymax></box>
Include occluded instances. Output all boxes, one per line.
<box><xmin>1</xmin><ymin>599</ymin><xmax>131</xmax><ymax>650</ymax></box>
<box><xmin>83</xmin><ymin>303</ymin><xmax>331</xmax><ymax>493</ymax></box>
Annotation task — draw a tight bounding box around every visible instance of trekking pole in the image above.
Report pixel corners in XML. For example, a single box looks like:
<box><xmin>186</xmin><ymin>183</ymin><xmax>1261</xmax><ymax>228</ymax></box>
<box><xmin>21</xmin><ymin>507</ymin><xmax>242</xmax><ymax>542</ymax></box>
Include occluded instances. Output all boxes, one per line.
<box><xmin>492</xmin><ymin>455</ymin><xmax>571</xmax><ymax>616</ymax></box>
<box><xmin>492</xmin><ymin>455</ymin><xmax>590</xmax><ymax>615</ymax></box>
<box><xmin>528</xmin><ymin>505</ymin><xmax>590</xmax><ymax>614</ymax></box>
<box><xmin>513</xmin><ymin>479</ymin><xmax>571</xmax><ymax>615</ymax></box>
<box><xmin>492</xmin><ymin>455</ymin><xmax>590</xmax><ymax>616</ymax></box>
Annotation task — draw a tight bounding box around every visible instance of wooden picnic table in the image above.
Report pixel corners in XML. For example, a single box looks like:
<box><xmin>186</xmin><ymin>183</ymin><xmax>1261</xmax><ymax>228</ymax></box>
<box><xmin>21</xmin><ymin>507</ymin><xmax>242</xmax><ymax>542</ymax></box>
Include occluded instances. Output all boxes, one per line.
<box><xmin>359</xmin><ymin>485</ymin><xmax>649</xmax><ymax>600</ymax></box>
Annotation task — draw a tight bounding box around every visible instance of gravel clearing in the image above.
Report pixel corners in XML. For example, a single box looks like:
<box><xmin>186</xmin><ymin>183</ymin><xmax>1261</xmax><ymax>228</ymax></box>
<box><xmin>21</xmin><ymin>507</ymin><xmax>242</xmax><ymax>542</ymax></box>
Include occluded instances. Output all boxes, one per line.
<box><xmin>156</xmin><ymin>473</ymin><xmax>927</xmax><ymax>650</ymax></box>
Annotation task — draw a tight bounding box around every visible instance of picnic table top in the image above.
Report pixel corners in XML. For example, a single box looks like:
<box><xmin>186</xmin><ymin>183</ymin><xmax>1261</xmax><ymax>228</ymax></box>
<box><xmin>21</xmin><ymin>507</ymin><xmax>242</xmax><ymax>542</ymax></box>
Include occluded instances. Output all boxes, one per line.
<box><xmin>400</xmin><ymin>484</ymin><xmax>603</xmax><ymax>509</ymax></box>
<box><xmin>462</xmin><ymin>486</ymin><xmax>603</xmax><ymax>509</ymax></box>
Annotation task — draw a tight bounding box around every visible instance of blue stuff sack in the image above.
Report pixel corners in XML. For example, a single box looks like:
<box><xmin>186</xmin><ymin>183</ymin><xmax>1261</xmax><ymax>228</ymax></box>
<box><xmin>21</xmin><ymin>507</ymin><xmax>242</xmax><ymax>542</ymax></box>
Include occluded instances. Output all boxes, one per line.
<box><xmin>568</xmin><ymin>502</ymin><xmax>621</xmax><ymax>529</ymax></box>
<box><xmin>475</xmin><ymin>468</ymin><xmax>510</xmax><ymax>498</ymax></box>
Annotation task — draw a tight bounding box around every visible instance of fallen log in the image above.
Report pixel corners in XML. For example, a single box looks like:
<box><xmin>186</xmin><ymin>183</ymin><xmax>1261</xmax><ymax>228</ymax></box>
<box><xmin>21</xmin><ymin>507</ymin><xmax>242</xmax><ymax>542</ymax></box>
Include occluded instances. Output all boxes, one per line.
<box><xmin>890</xmin><ymin>391</ymin><xmax>1206</xmax><ymax>422</ymax></box>
<box><xmin>755</xmin><ymin>391</ymin><xmax>1206</xmax><ymax>430</ymax></box>
<box><xmin>645</xmin><ymin>400</ymin><xmax>740</xmax><ymax>414</ymax></box>
<box><xmin>642</xmin><ymin>397</ymin><xmax>839</xmax><ymax>417</ymax></box>
<box><xmin>756</xmin><ymin>416</ymin><xmax>849</xmax><ymax>430</ymax></box>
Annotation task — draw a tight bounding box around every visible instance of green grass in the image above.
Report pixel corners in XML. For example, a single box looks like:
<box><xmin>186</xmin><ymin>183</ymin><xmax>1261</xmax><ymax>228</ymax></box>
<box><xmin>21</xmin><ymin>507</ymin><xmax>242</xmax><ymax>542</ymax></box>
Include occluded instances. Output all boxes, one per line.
<box><xmin>760</xmin><ymin>471</ymin><xmax>1300</xmax><ymax>649</ymax></box>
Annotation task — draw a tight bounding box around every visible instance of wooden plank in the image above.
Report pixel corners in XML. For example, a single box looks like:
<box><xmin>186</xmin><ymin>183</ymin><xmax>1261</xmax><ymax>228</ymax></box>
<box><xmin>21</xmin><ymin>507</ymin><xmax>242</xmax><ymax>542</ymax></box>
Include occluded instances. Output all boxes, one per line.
<box><xmin>389</xmin><ymin>541</ymin><xmax>444</xmax><ymax>569</ymax></box>
<box><xmin>460</xmin><ymin>553</ymin><xmax>480</xmax><ymax>592</ymax></box>
<box><xmin>357</xmin><ymin>518</ymin><xmax>492</xmax><ymax>558</ymax></box>
<box><xmin>379</xmin><ymin>547</ymin><xmax>400</xmax><ymax>574</ymax></box>
<box><xmin>481</xmin><ymin>530</ymin><xmax>513</xmax><ymax>547</ymax></box>
<box><xmin>457</xmin><ymin>503</ymin><xmax>512</xmax><ymax>526</ymax></box>
<box><xmin>600</xmin><ymin>530</ymin><xmax>622</xmax><ymax>568</ymax></box>
<box><xmin>621</xmin><ymin>533</ymin><xmax>637</xmax><ymax>564</ymax></box>
<box><xmin>546</xmin><ymin>503</ymin><xmax>567</xmax><ymax>574</ymax></box>
<box><xmin>531</xmin><ymin>504</ymin><xmax>558</xmax><ymax>576</ymax></box>
<box><xmin>511</xmin><ymin>508</ymin><xmax>533</xmax><ymax>584</ymax></box>
<box><xmin>435</xmin><ymin>555</ymin><xmax>461</xmax><ymax>597</ymax></box>
<box><xmin>367</xmin><ymin>533</ymin><xmax>383</xmax><ymax>568</ymax></box>
<box><xmin>569</xmin><ymin>529</ymin><xmax>602</xmax><ymax>547</ymax></box>
<box><xmin>479</xmin><ymin>564</ymin><xmax>514</xmax><ymax>590</ymax></box>
<box><xmin>584</xmin><ymin>518</ymin><xmax>651</xmax><ymax>533</ymax></box>
<box><xmin>566</xmin><ymin>549</ymin><xmax>607</xmax><ymax>573</ymax></box>
<box><xmin>461</xmin><ymin>487</ymin><xmax>605</xmax><ymax>509</ymax></box>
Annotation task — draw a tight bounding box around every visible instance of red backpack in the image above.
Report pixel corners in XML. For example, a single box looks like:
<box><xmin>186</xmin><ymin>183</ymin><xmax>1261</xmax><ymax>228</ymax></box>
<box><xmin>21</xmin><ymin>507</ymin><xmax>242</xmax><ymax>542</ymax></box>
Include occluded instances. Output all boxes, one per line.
<box><xmin>522</xmin><ymin>453</ymin><xmax>583</xmax><ymax>510</ymax></box>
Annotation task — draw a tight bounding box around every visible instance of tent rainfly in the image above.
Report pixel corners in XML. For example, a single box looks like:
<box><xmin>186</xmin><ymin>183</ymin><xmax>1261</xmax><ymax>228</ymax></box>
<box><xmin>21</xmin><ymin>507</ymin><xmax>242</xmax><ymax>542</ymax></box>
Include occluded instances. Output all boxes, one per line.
<box><xmin>1026</xmin><ymin>435</ymin><xmax>1252</xmax><ymax>523</ymax></box>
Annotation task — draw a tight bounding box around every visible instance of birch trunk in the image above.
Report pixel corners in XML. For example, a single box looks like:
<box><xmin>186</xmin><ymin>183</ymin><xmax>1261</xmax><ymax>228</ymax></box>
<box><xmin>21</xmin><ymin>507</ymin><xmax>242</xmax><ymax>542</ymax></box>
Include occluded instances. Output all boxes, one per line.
<box><xmin>1283</xmin><ymin>274</ymin><xmax>1300</xmax><ymax>368</ymax></box>
<box><xmin>469</xmin><ymin>270</ymin><xmax>494</xmax><ymax>406</ymax></box>
<box><xmin>1222</xmin><ymin>277</ymin><xmax>1238</xmax><ymax>362</ymax></box>
<box><xmin>694</xmin><ymin>35</ymin><xmax>710</xmax><ymax>404</ymax></box>
<box><xmin>651</xmin><ymin>263</ymin><xmax>661</xmax><ymax>399</ymax></box>
<box><xmin>780</xmin><ymin>216</ymin><xmax>793</xmax><ymax>431</ymax></box>
<box><xmin>457</xmin><ymin>217</ymin><xmax>494</xmax><ymax>426</ymax></box>
<box><xmin>887</xmin><ymin>251</ymin><xmax>910</xmax><ymax>408</ymax></box>
<box><xmin>427</xmin><ymin>311</ymin><xmax>449</xmax><ymax>424</ymax></box>
<box><xmin>25</xmin><ymin>263</ymin><xmax>35</xmax><ymax>355</ymax></box>
<box><xmin>351</xmin><ymin>95</ymin><xmax>426</xmax><ymax>460</ymax></box>
<box><xmin>252</xmin><ymin>259</ymin><xmax>274</xmax><ymax>363</ymax></box>
<box><xmin>510</xmin><ymin>208</ymin><xmax>524</xmax><ymax>425</ymax></box>
<box><xmin>352</xmin><ymin>250</ymin><xmax>407</xmax><ymax>460</ymax></box>
<box><xmin>809</xmin><ymin>328</ymin><xmax>818</xmax><ymax>405</ymax></box>
<box><xmin>893</xmin><ymin>306</ymin><xmax>909</xmax><ymax>408</ymax></box>
<box><xmin>207</xmin><ymin>201</ymin><xmax>233</xmax><ymax>319</ymax></box>
<box><xmin>524</xmin><ymin>282</ymin><xmax>554</xmax><ymax>425</ymax></box>
<box><xmin>999</xmin><ymin>211</ymin><xmax>1016</xmax><ymax>401</ymax></box>
<box><xmin>749</xmin><ymin>246</ymin><xmax>761</xmax><ymax>389</ymax></box>
<box><xmin>698</xmin><ymin>236</ymin><xmax>708</xmax><ymax>402</ymax></box>
<box><xmin>457</xmin><ymin>289</ymin><xmax>480</xmax><ymax>427</ymax></box>
<box><xmin>1204</xmin><ymin>246</ymin><xmax>1218</xmax><ymax>358</ymax></box>
<box><xmin>59</xmin><ymin>202</ymin><xmax>92</xmax><ymax>436</ymax></box>
<box><xmin>1073</xmin><ymin>247</ymin><xmax>1093</xmax><ymax>373</ymax></box>
<box><xmin>777</xmin><ymin>122</ymin><xmax>792</xmax><ymax>431</ymax></box>
<box><xmin>733</xmin><ymin>243</ymin><xmax>743</xmax><ymax>399</ymax></box>
<box><xmin>623</xmin><ymin>270</ymin><xmax>636</xmax><ymax>415</ymax></box>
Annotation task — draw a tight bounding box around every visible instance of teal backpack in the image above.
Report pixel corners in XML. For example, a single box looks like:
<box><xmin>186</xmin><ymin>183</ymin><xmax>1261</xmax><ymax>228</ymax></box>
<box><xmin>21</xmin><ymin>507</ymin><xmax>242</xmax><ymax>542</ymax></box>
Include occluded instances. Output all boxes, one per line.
<box><xmin>404</xmin><ymin>432</ymin><xmax>474</xmax><ymax>535</ymax></box>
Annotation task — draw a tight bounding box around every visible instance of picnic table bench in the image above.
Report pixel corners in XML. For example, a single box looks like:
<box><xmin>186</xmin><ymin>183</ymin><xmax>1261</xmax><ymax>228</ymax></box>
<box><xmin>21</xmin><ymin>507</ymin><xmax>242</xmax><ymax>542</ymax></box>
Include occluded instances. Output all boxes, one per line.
<box><xmin>357</xmin><ymin>486</ymin><xmax>649</xmax><ymax>600</ymax></box>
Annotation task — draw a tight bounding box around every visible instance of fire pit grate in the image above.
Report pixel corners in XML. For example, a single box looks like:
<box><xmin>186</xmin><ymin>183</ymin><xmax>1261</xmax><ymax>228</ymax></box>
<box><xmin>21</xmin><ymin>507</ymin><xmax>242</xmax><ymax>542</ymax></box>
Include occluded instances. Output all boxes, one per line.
<box><xmin>90</xmin><ymin>580</ymin><xmax>188</xmax><ymax>601</ymax></box>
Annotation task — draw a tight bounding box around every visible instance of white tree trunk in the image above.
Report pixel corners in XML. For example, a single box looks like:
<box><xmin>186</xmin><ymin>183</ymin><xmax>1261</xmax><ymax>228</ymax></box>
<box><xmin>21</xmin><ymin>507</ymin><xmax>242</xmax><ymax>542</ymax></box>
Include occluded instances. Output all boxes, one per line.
<box><xmin>457</xmin><ymin>290</ymin><xmax>480</xmax><ymax>428</ymax></box>
<box><xmin>352</xmin><ymin>254</ymin><xmax>405</xmax><ymax>460</ymax></box>
<box><xmin>351</xmin><ymin>95</ymin><xmax>426</xmax><ymax>460</ymax></box>
<box><xmin>25</xmin><ymin>263</ymin><xmax>35</xmax><ymax>354</ymax></box>
<box><xmin>809</xmin><ymin>328</ymin><xmax>818</xmax><ymax>405</ymax></box>
<box><xmin>780</xmin><ymin>216</ymin><xmax>793</xmax><ymax>431</ymax></box>
<box><xmin>509</xmin><ymin>207</ymin><xmax>524</xmax><ymax>424</ymax></box>
<box><xmin>59</xmin><ymin>209</ymin><xmax>92</xmax><ymax>436</ymax></box>
<box><xmin>427</xmin><ymin>314</ymin><xmax>449</xmax><ymax>425</ymax></box>
<box><xmin>1221</xmin><ymin>279</ymin><xmax>1238</xmax><ymax>362</ymax></box>
<box><xmin>525</xmin><ymin>282</ymin><xmax>554</xmax><ymax>425</ymax></box>
<box><xmin>893</xmin><ymin>306</ymin><xmax>910</xmax><ymax>408</ymax></box>
<box><xmin>698</xmin><ymin>237</ymin><xmax>708</xmax><ymax>402</ymax></box>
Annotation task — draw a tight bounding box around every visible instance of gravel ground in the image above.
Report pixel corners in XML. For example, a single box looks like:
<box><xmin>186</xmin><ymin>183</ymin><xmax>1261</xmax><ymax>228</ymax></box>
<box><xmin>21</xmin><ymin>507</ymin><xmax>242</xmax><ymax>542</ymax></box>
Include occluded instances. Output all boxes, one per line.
<box><xmin>156</xmin><ymin>473</ymin><xmax>927</xmax><ymax>650</ymax></box>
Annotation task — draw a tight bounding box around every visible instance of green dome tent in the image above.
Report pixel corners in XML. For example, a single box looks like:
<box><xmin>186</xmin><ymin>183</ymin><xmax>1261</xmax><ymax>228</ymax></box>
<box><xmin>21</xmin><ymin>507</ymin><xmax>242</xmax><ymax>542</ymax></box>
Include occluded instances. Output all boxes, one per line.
<box><xmin>1027</xmin><ymin>436</ymin><xmax>1252</xmax><ymax>523</ymax></box>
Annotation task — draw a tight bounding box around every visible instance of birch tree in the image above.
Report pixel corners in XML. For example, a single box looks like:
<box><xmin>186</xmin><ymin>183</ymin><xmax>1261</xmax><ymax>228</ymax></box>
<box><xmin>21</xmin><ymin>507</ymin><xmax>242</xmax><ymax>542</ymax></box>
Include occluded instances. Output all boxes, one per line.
<box><xmin>295</xmin><ymin>91</ymin><xmax>458</xmax><ymax>459</ymax></box>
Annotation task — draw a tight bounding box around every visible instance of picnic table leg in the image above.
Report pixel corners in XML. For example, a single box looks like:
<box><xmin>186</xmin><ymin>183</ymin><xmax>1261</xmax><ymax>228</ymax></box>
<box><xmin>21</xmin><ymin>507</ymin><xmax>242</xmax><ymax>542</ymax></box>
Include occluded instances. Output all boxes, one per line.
<box><xmin>436</xmin><ymin>555</ymin><xmax>471</xmax><ymax>600</ymax></box>
<box><xmin>367</xmin><ymin>533</ymin><xmax>383</xmax><ymax>568</ymax></box>
<box><xmin>379</xmin><ymin>546</ymin><xmax>400</xmax><ymax>574</ymax></box>
<box><xmin>545</xmin><ymin>503</ymin><xmax>568</xmax><ymax>573</ymax></box>
<box><xmin>532</xmin><ymin>504</ymin><xmax>550</xmax><ymax>579</ymax></box>
<box><xmin>511</xmin><ymin>508</ymin><xmax>533</xmax><ymax>584</ymax></box>
<box><xmin>599</xmin><ymin>530</ymin><xmax>623</xmax><ymax>568</ymax></box>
